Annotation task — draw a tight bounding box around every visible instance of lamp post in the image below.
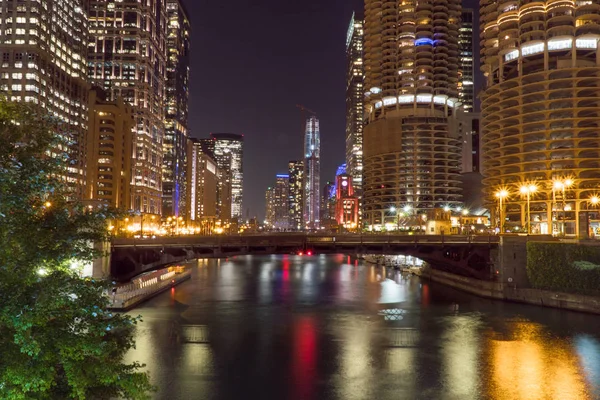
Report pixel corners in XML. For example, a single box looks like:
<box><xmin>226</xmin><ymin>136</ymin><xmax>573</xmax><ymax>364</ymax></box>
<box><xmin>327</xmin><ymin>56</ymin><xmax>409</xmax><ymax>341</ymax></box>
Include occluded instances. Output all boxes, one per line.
<box><xmin>520</xmin><ymin>184</ymin><xmax>537</xmax><ymax>234</ymax></box>
<box><xmin>389</xmin><ymin>206</ymin><xmax>397</xmax><ymax>231</ymax></box>
<box><xmin>495</xmin><ymin>189</ymin><xmax>509</xmax><ymax>234</ymax></box>
<box><xmin>588</xmin><ymin>196</ymin><xmax>599</xmax><ymax>239</ymax></box>
<box><xmin>553</xmin><ymin>178</ymin><xmax>574</xmax><ymax>236</ymax></box>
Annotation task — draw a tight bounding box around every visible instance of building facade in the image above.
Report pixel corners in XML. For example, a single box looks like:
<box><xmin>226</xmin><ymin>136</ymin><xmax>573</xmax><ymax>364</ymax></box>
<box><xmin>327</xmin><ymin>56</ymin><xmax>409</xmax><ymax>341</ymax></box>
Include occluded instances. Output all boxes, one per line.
<box><xmin>459</xmin><ymin>9</ymin><xmax>475</xmax><ymax>112</ymax></box>
<box><xmin>88</xmin><ymin>0</ymin><xmax>168</xmax><ymax>215</ymax></box>
<box><xmin>288</xmin><ymin>160</ymin><xmax>304</xmax><ymax>231</ymax></box>
<box><xmin>321</xmin><ymin>181</ymin><xmax>335</xmax><ymax>225</ymax></box>
<box><xmin>163</xmin><ymin>0</ymin><xmax>190</xmax><ymax>217</ymax></box>
<box><xmin>186</xmin><ymin>138</ymin><xmax>218</xmax><ymax>234</ymax></box>
<box><xmin>460</xmin><ymin>113</ymin><xmax>480</xmax><ymax>174</ymax></box>
<box><xmin>0</xmin><ymin>0</ymin><xmax>89</xmax><ymax>197</ymax></box>
<box><xmin>362</xmin><ymin>0</ymin><xmax>463</xmax><ymax>230</ymax></box>
<box><xmin>206</xmin><ymin>133</ymin><xmax>244</xmax><ymax>222</ymax></box>
<box><xmin>303</xmin><ymin>116</ymin><xmax>321</xmax><ymax>230</ymax></box>
<box><xmin>265</xmin><ymin>186</ymin><xmax>275</xmax><ymax>228</ymax></box>
<box><xmin>335</xmin><ymin>173</ymin><xmax>360</xmax><ymax>230</ymax></box>
<box><xmin>480</xmin><ymin>0</ymin><xmax>600</xmax><ymax>236</ymax></box>
<box><xmin>345</xmin><ymin>13</ymin><xmax>365</xmax><ymax>194</ymax></box>
<box><xmin>86</xmin><ymin>87</ymin><xmax>134</xmax><ymax>209</ymax></box>
<box><xmin>270</xmin><ymin>174</ymin><xmax>291</xmax><ymax>231</ymax></box>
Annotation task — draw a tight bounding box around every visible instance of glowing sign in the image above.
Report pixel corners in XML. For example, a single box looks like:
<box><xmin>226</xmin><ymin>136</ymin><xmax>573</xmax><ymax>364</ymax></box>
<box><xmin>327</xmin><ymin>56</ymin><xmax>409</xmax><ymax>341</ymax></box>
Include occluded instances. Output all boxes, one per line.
<box><xmin>504</xmin><ymin>49</ymin><xmax>519</xmax><ymax>61</ymax></box>
<box><xmin>415</xmin><ymin>38</ymin><xmax>434</xmax><ymax>46</ymax></box>
<box><xmin>576</xmin><ymin>38</ymin><xmax>598</xmax><ymax>49</ymax></box>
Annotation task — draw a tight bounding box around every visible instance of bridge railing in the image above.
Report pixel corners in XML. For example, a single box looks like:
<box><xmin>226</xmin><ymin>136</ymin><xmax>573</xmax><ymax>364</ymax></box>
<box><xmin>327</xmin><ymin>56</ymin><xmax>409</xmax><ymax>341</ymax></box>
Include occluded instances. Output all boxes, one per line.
<box><xmin>111</xmin><ymin>233</ymin><xmax>500</xmax><ymax>248</ymax></box>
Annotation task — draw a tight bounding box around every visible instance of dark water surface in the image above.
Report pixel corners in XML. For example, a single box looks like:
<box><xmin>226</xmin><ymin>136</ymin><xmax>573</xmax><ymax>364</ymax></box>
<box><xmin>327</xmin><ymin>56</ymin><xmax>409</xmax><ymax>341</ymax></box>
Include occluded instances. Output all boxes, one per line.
<box><xmin>126</xmin><ymin>255</ymin><xmax>600</xmax><ymax>400</ymax></box>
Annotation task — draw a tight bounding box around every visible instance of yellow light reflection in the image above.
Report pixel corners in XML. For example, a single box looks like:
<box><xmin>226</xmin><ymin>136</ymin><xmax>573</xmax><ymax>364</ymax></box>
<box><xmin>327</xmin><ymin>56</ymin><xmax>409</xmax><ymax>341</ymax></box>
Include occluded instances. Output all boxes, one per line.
<box><xmin>488</xmin><ymin>322</ymin><xmax>589</xmax><ymax>400</ymax></box>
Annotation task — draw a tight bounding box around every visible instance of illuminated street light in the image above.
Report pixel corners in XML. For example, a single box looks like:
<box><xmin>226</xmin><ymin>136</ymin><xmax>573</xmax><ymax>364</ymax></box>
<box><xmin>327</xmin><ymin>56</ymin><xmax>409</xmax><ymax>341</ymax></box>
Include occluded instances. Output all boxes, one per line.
<box><xmin>403</xmin><ymin>205</ymin><xmax>411</xmax><ymax>213</ymax></box>
<box><xmin>443</xmin><ymin>206</ymin><xmax>450</xmax><ymax>212</ymax></box>
<box><xmin>462</xmin><ymin>209</ymin><xmax>469</xmax><ymax>216</ymax></box>
<box><xmin>44</xmin><ymin>201</ymin><xmax>52</xmax><ymax>208</ymax></box>
<box><xmin>553</xmin><ymin>177</ymin><xmax>574</xmax><ymax>236</ymax></box>
<box><xmin>520</xmin><ymin>184</ymin><xmax>538</xmax><ymax>234</ymax></box>
<box><xmin>495</xmin><ymin>188</ymin><xmax>509</xmax><ymax>233</ymax></box>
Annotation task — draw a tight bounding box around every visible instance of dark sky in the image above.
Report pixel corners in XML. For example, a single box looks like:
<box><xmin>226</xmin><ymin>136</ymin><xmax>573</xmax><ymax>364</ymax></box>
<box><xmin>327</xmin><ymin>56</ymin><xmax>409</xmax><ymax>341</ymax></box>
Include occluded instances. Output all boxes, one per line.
<box><xmin>182</xmin><ymin>0</ymin><xmax>478</xmax><ymax>220</ymax></box>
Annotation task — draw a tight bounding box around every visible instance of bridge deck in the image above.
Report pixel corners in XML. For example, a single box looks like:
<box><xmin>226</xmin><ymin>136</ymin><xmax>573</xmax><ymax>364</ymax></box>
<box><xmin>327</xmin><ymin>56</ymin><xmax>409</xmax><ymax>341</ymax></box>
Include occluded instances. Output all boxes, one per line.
<box><xmin>112</xmin><ymin>234</ymin><xmax>500</xmax><ymax>249</ymax></box>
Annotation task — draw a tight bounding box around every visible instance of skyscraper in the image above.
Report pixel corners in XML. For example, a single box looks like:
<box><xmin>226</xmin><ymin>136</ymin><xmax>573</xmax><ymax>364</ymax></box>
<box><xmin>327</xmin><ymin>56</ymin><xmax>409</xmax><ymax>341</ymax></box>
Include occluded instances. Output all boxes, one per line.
<box><xmin>88</xmin><ymin>0</ymin><xmax>168</xmax><ymax>215</ymax></box>
<box><xmin>265</xmin><ymin>186</ymin><xmax>275</xmax><ymax>228</ymax></box>
<box><xmin>345</xmin><ymin>13</ymin><xmax>365</xmax><ymax>193</ymax></box>
<box><xmin>288</xmin><ymin>160</ymin><xmax>304</xmax><ymax>231</ymax></box>
<box><xmin>0</xmin><ymin>0</ymin><xmax>89</xmax><ymax>197</ymax></box>
<box><xmin>362</xmin><ymin>0</ymin><xmax>463</xmax><ymax>229</ymax></box>
<box><xmin>207</xmin><ymin>133</ymin><xmax>244</xmax><ymax>222</ymax></box>
<box><xmin>303</xmin><ymin>116</ymin><xmax>321</xmax><ymax>230</ymax></box>
<box><xmin>271</xmin><ymin>174</ymin><xmax>291</xmax><ymax>230</ymax></box>
<box><xmin>87</xmin><ymin>87</ymin><xmax>135</xmax><ymax>209</ymax></box>
<box><xmin>459</xmin><ymin>10</ymin><xmax>475</xmax><ymax>112</ymax></box>
<box><xmin>163</xmin><ymin>0</ymin><xmax>191</xmax><ymax>217</ymax></box>
<box><xmin>335</xmin><ymin>174</ymin><xmax>360</xmax><ymax>230</ymax></box>
<box><xmin>186</xmin><ymin>139</ymin><xmax>218</xmax><ymax>234</ymax></box>
<box><xmin>480</xmin><ymin>0</ymin><xmax>600</xmax><ymax>235</ymax></box>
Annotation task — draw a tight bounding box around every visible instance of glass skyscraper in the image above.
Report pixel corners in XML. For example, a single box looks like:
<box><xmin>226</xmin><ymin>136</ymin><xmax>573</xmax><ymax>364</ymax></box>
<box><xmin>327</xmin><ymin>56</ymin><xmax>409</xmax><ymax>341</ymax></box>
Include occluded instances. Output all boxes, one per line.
<box><xmin>163</xmin><ymin>0</ymin><xmax>191</xmax><ymax>218</ymax></box>
<box><xmin>88</xmin><ymin>0</ymin><xmax>168</xmax><ymax>215</ymax></box>
<box><xmin>303</xmin><ymin>116</ymin><xmax>320</xmax><ymax>230</ymax></box>
<box><xmin>0</xmin><ymin>0</ymin><xmax>89</xmax><ymax>197</ymax></box>
<box><xmin>345</xmin><ymin>13</ymin><xmax>365</xmax><ymax>194</ymax></box>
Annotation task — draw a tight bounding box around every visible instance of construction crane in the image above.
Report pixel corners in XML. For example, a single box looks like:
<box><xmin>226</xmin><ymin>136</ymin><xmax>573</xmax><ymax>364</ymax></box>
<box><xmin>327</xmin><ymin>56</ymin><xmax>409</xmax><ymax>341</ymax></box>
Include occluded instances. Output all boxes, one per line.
<box><xmin>296</xmin><ymin>104</ymin><xmax>317</xmax><ymax>135</ymax></box>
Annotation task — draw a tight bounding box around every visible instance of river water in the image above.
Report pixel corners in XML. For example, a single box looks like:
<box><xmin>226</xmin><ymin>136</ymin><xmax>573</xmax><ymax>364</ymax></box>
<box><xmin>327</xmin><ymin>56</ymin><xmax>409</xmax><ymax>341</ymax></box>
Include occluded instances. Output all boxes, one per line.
<box><xmin>126</xmin><ymin>255</ymin><xmax>600</xmax><ymax>400</ymax></box>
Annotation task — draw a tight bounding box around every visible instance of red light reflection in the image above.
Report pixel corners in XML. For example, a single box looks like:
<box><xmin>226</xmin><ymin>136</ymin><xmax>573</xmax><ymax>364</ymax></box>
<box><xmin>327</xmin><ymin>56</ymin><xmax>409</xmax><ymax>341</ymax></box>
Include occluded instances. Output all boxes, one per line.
<box><xmin>292</xmin><ymin>316</ymin><xmax>317</xmax><ymax>400</ymax></box>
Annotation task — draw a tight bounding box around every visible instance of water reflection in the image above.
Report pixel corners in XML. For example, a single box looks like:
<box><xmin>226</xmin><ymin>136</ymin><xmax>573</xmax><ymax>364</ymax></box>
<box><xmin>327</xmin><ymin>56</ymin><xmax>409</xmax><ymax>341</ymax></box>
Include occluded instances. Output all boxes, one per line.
<box><xmin>126</xmin><ymin>255</ymin><xmax>600</xmax><ymax>400</ymax></box>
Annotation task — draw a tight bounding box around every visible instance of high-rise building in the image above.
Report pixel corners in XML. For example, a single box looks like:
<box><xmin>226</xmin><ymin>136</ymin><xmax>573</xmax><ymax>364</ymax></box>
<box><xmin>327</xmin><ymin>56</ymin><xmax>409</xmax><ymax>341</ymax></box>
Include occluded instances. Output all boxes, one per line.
<box><xmin>0</xmin><ymin>0</ymin><xmax>89</xmax><ymax>197</ymax></box>
<box><xmin>86</xmin><ymin>87</ymin><xmax>134</xmax><ymax>209</ymax></box>
<box><xmin>362</xmin><ymin>0</ymin><xmax>463</xmax><ymax>229</ymax></box>
<box><xmin>265</xmin><ymin>186</ymin><xmax>275</xmax><ymax>228</ymax></box>
<box><xmin>186</xmin><ymin>138</ymin><xmax>218</xmax><ymax>234</ymax></box>
<box><xmin>271</xmin><ymin>174</ymin><xmax>291</xmax><ymax>230</ymax></box>
<box><xmin>206</xmin><ymin>133</ymin><xmax>244</xmax><ymax>222</ymax></box>
<box><xmin>460</xmin><ymin>113</ymin><xmax>480</xmax><ymax>174</ymax></box>
<box><xmin>335</xmin><ymin>173</ymin><xmax>360</xmax><ymax>230</ymax></box>
<box><xmin>459</xmin><ymin>9</ymin><xmax>475</xmax><ymax>112</ymax></box>
<box><xmin>321</xmin><ymin>181</ymin><xmax>335</xmax><ymax>224</ymax></box>
<box><xmin>303</xmin><ymin>116</ymin><xmax>321</xmax><ymax>230</ymax></box>
<box><xmin>345</xmin><ymin>13</ymin><xmax>365</xmax><ymax>193</ymax></box>
<box><xmin>163</xmin><ymin>0</ymin><xmax>191</xmax><ymax>217</ymax></box>
<box><xmin>88</xmin><ymin>0</ymin><xmax>168</xmax><ymax>215</ymax></box>
<box><xmin>288</xmin><ymin>160</ymin><xmax>304</xmax><ymax>231</ymax></box>
<box><xmin>480</xmin><ymin>0</ymin><xmax>600</xmax><ymax>236</ymax></box>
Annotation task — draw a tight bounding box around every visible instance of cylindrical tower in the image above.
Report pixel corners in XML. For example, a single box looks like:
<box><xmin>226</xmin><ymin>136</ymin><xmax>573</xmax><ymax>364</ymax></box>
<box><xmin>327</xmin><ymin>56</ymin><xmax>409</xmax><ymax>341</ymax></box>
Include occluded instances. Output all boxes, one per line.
<box><xmin>480</xmin><ymin>0</ymin><xmax>600</xmax><ymax>235</ymax></box>
<box><xmin>363</xmin><ymin>0</ymin><xmax>463</xmax><ymax>230</ymax></box>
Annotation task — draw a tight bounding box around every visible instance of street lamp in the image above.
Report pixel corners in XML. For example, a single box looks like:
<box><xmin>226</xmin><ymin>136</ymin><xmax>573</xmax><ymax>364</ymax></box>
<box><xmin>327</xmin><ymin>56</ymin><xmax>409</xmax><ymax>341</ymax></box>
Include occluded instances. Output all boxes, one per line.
<box><xmin>589</xmin><ymin>196</ymin><xmax>600</xmax><ymax>238</ymax></box>
<box><xmin>495</xmin><ymin>189</ymin><xmax>509</xmax><ymax>234</ymax></box>
<box><xmin>553</xmin><ymin>178</ymin><xmax>574</xmax><ymax>236</ymax></box>
<box><xmin>520</xmin><ymin>184</ymin><xmax>538</xmax><ymax>234</ymax></box>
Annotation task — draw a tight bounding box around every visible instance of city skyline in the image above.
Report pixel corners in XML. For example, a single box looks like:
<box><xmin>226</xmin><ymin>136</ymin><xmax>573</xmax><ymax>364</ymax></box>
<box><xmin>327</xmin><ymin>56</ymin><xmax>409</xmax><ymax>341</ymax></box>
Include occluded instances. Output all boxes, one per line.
<box><xmin>181</xmin><ymin>0</ymin><xmax>367</xmax><ymax>219</ymax></box>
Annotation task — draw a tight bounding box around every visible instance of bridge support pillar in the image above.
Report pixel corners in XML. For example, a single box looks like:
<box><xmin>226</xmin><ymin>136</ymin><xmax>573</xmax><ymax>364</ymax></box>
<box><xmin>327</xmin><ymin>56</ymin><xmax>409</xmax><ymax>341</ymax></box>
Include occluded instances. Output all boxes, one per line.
<box><xmin>92</xmin><ymin>241</ymin><xmax>111</xmax><ymax>279</ymax></box>
<box><xmin>497</xmin><ymin>236</ymin><xmax>530</xmax><ymax>288</ymax></box>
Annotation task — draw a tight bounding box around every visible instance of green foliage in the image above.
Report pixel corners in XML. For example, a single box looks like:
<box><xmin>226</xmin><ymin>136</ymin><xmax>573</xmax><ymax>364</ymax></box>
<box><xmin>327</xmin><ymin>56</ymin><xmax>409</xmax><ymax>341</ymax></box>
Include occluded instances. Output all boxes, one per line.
<box><xmin>0</xmin><ymin>99</ymin><xmax>153</xmax><ymax>399</ymax></box>
<box><xmin>526</xmin><ymin>242</ymin><xmax>600</xmax><ymax>296</ymax></box>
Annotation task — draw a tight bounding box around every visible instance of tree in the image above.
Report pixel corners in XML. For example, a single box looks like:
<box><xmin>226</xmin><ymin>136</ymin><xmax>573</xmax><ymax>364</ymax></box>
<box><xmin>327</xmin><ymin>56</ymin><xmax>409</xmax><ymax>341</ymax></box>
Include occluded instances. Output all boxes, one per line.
<box><xmin>0</xmin><ymin>99</ymin><xmax>154</xmax><ymax>398</ymax></box>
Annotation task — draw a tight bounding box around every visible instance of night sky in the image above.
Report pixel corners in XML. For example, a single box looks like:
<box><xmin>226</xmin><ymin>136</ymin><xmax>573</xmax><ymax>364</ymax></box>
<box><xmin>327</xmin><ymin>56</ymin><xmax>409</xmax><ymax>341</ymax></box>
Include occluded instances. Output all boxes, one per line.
<box><xmin>182</xmin><ymin>0</ymin><xmax>478</xmax><ymax>220</ymax></box>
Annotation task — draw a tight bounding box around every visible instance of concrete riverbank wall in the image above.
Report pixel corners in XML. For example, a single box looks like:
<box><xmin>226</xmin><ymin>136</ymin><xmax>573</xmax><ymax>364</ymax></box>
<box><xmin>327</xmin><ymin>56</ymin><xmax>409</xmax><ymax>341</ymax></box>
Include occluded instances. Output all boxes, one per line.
<box><xmin>415</xmin><ymin>268</ymin><xmax>600</xmax><ymax>315</ymax></box>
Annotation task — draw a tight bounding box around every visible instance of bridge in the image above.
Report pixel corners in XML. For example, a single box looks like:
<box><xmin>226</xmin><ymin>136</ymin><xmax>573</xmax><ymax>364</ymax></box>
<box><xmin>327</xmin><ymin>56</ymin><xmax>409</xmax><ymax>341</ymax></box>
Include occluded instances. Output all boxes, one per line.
<box><xmin>108</xmin><ymin>234</ymin><xmax>503</xmax><ymax>281</ymax></box>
